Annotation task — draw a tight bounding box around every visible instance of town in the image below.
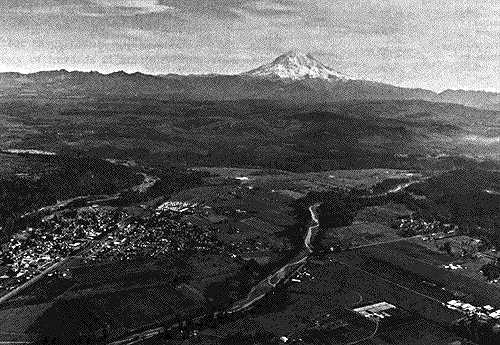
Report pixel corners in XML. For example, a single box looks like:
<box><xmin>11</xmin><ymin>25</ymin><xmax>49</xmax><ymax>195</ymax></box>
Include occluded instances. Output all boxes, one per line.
<box><xmin>0</xmin><ymin>206</ymin><xmax>126</xmax><ymax>292</ymax></box>
<box><xmin>84</xmin><ymin>202</ymin><xmax>227</xmax><ymax>262</ymax></box>
<box><xmin>394</xmin><ymin>214</ymin><xmax>458</xmax><ymax>238</ymax></box>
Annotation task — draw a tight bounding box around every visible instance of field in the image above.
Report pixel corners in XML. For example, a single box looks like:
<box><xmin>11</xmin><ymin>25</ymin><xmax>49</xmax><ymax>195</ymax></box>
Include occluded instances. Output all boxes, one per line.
<box><xmin>331</xmin><ymin>240</ymin><xmax>500</xmax><ymax>308</ymax></box>
<box><xmin>0</xmin><ymin>253</ymin><xmax>238</xmax><ymax>342</ymax></box>
<box><xmin>0</xmin><ymin>153</ymin><xmax>498</xmax><ymax>344</ymax></box>
<box><xmin>192</xmin><ymin>166</ymin><xmax>423</xmax><ymax>194</ymax></box>
<box><xmin>181</xmin><ymin>256</ymin><xmax>465</xmax><ymax>345</ymax></box>
<box><xmin>353</xmin><ymin>202</ymin><xmax>413</xmax><ymax>225</ymax></box>
<box><xmin>320</xmin><ymin>222</ymin><xmax>402</xmax><ymax>250</ymax></box>
<box><xmin>0</xmin><ymin>302</ymin><xmax>52</xmax><ymax>337</ymax></box>
<box><xmin>406</xmin><ymin>236</ymin><xmax>500</xmax><ymax>286</ymax></box>
<box><xmin>0</xmin><ymin>166</ymin><xmax>314</xmax><ymax>343</ymax></box>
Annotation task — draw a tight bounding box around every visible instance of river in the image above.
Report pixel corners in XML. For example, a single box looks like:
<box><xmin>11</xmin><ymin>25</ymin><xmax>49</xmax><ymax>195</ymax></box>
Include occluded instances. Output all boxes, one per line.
<box><xmin>229</xmin><ymin>177</ymin><xmax>420</xmax><ymax>313</ymax></box>
<box><xmin>228</xmin><ymin>203</ymin><xmax>320</xmax><ymax>313</ymax></box>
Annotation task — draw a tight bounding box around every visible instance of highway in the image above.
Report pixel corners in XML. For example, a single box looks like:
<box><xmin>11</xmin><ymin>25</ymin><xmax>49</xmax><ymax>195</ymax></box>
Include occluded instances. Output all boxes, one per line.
<box><xmin>0</xmin><ymin>258</ymin><xmax>67</xmax><ymax>304</ymax></box>
<box><xmin>345</xmin><ymin>317</ymin><xmax>380</xmax><ymax>345</ymax></box>
<box><xmin>349</xmin><ymin>235</ymin><xmax>420</xmax><ymax>250</ymax></box>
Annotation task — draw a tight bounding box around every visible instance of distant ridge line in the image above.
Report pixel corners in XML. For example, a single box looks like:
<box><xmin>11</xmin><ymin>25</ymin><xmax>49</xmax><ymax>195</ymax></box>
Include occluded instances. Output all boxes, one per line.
<box><xmin>0</xmin><ymin>52</ymin><xmax>498</xmax><ymax>110</ymax></box>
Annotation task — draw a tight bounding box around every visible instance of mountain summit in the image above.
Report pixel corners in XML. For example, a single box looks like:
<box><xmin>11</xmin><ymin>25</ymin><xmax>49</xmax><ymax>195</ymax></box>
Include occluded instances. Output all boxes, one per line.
<box><xmin>243</xmin><ymin>51</ymin><xmax>353</xmax><ymax>80</ymax></box>
<box><xmin>0</xmin><ymin>56</ymin><xmax>497</xmax><ymax>110</ymax></box>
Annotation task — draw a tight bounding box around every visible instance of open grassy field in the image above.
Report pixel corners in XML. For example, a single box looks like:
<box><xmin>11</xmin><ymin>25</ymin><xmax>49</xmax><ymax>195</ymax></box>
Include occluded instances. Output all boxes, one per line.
<box><xmin>320</xmin><ymin>222</ymin><xmax>402</xmax><ymax>249</ymax></box>
<box><xmin>353</xmin><ymin>202</ymin><xmax>413</xmax><ymax>225</ymax></box>
<box><xmin>2</xmin><ymin>256</ymin><xmax>221</xmax><ymax>341</ymax></box>
<box><xmin>332</xmin><ymin>240</ymin><xmax>500</xmax><ymax>307</ymax></box>
<box><xmin>27</xmin><ymin>284</ymin><xmax>202</xmax><ymax>341</ymax></box>
<box><xmin>0</xmin><ymin>302</ymin><xmax>52</xmax><ymax>336</ymax></box>
<box><xmin>406</xmin><ymin>236</ymin><xmax>500</xmax><ymax>287</ymax></box>
<box><xmin>192</xmin><ymin>166</ymin><xmax>423</xmax><ymax>194</ymax></box>
<box><xmin>181</xmin><ymin>256</ymin><xmax>464</xmax><ymax>345</ymax></box>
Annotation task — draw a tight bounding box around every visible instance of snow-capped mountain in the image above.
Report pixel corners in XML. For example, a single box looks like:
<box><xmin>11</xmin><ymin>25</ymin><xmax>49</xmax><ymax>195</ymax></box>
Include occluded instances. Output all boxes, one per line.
<box><xmin>0</xmin><ymin>52</ymin><xmax>497</xmax><ymax>110</ymax></box>
<box><xmin>243</xmin><ymin>51</ymin><xmax>353</xmax><ymax>80</ymax></box>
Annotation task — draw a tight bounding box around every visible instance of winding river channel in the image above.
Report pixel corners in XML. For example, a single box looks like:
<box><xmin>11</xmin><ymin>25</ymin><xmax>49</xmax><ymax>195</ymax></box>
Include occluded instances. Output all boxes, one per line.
<box><xmin>228</xmin><ymin>177</ymin><xmax>421</xmax><ymax>314</ymax></box>
<box><xmin>109</xmin><ymin>179</ymin><xmax>420</xmax><ymax>344</ymax></box>
<box><xmin>228</xmin><ymin>203</ymin><xmax>321</xmax><ymax>313</ymax></box>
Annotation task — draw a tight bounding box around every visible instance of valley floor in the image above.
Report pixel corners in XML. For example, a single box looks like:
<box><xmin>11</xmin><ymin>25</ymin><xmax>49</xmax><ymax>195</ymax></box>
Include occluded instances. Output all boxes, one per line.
<box><xmin>0</xmin><ymin>153</ymin><xmax>498</xmax><ymax>345</ymax></box>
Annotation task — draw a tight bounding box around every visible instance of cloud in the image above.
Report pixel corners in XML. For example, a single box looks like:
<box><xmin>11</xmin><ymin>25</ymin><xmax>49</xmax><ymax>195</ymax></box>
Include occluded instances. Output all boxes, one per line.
<box><xmin>463</xmin><ymin>135</ymin><xmax>500</xmax><ymax>145</ymax></box>
<box><xmin>0</xmin><ymin>0</ymin><xmax>296</xmax><ymax>19</ymax></box>
<box><xmin>88</xmin><ymin>0</ymin><xmax>173</xmax><ymax>15</ymax></box>
<box><xmin>0</xmin><ymin>0</ymin><xmax>174</xmax><ymax>17</ymax></box>
<box><xmin>159</xmin><ymin>0</ymin><xmax>298</xmax><ymax>19</ymax></box>
<box><xmin>0</xmin><ymin>0</ymin><xmax>498</xmax><ymax>91</ymax></box>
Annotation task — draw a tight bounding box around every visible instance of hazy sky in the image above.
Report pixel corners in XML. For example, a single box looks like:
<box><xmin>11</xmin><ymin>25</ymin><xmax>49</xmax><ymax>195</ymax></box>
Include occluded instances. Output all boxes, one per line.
<box><xmin>0</xmin><ymin>0</ymin><xmax>498</xmax><ymax>91</ymax></box>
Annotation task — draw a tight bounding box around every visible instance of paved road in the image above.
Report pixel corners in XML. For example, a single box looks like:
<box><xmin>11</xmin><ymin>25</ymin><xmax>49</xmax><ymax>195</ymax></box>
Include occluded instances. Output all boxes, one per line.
<box><xmin>0</xmin><ymin>259</ymin><xmax>67</xmax><ymax>304</ymax></box>
<box><xmin>107</xmin><ymin>327</ymin><xmax>164</xmax><ymax>345</ymax></box>
<box><xmin>345</xmin><ymin>317</ymin><xmax>379</xmax><ymax>345</ymax></box>
<box><xmin>349</xmin><ymin>235</ymin><xmax>420</xmax><ymax>250</ymax></box>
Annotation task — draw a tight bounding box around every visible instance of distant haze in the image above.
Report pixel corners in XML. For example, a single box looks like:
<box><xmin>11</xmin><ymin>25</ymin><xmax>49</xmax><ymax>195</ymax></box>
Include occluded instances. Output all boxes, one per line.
<box><xmin>0</xmin><ymin>0</ymin><xmax>498</xmax><ymax>92</ymax></box>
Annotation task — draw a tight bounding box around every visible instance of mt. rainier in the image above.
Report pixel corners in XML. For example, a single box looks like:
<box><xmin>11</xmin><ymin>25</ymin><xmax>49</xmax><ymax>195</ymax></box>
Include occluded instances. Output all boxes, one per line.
<box><xmin>0</xmin><ymin>51</ymin><xmax>497</xmax><ymax>110</ymax></box>
<box><xmin>243</xmin><ymin>51</ymin><xmax>354</xmax><ymax>81</ymax></box>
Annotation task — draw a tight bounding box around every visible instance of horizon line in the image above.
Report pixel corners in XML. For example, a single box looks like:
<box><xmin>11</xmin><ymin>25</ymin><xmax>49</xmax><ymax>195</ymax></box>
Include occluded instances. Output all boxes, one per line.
<box><xmin>0</xmin><ymin>68</ymin><xmax>498</xmax><ymax>94</ymax></box>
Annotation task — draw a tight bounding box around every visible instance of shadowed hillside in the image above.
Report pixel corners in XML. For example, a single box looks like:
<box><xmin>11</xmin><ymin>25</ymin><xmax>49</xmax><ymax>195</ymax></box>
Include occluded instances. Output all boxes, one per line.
<box><xmin>0</xmin><ymin>99</ymin><xmax>498</xmax><ymax>172</ymax></box>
